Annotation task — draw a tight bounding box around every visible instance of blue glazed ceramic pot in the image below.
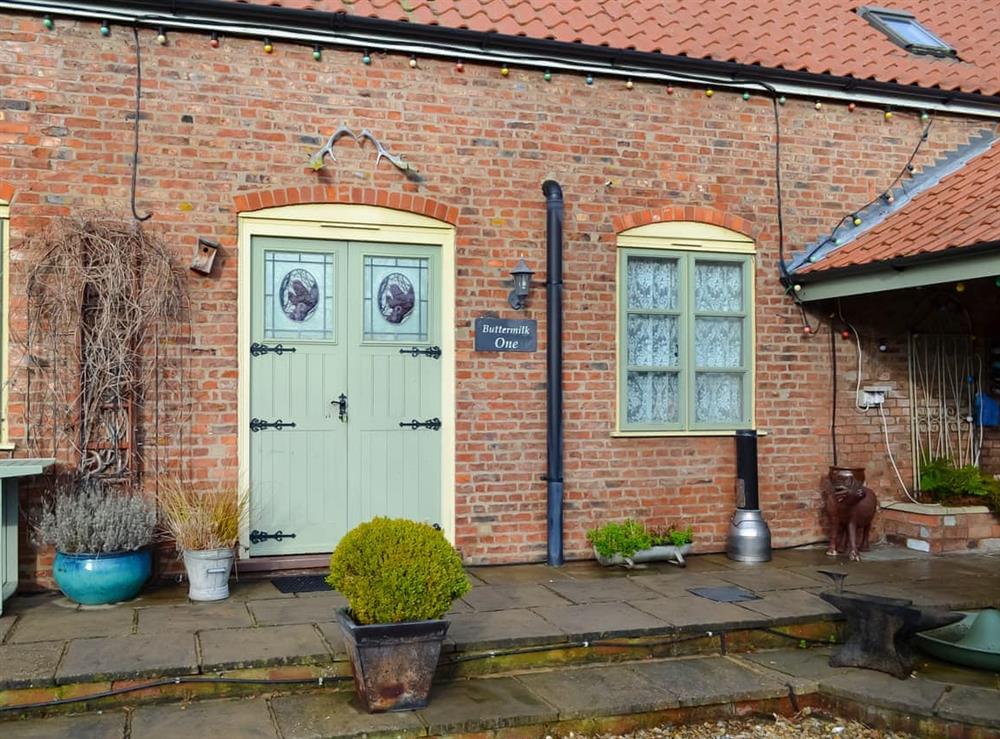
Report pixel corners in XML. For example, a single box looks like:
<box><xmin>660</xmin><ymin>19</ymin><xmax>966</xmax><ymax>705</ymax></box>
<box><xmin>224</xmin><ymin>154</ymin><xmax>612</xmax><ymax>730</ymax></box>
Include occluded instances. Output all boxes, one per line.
<box><xmin>53</xmin><ymin>549</ymin><xmax>152</xmax><ymax>605</ymax></box>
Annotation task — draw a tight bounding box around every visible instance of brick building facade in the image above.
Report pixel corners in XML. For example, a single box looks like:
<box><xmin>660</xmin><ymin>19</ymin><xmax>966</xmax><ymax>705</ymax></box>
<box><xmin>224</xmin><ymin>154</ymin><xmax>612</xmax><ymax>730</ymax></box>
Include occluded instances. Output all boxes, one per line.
<box><xmin>1</xmin><ymin>6</ymin><xmax>997</xmax><ymax>589</ymax></box>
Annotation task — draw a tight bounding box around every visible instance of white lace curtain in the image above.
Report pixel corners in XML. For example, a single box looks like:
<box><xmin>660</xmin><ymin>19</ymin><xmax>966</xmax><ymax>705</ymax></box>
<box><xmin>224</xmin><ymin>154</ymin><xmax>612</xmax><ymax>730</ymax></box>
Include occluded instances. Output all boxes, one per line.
<box><xmin>625</xmin><ymin>255</ymin><xmax>745</xmax><ymax>426</ymax></box>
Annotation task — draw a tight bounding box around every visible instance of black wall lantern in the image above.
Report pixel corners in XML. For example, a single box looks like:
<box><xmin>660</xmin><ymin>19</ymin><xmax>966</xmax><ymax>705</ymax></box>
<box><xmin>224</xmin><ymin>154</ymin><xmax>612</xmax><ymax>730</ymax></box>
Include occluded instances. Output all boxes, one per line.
<box><xmin>508</xmin><ymin>257</ymin><xmax>535</xmax><ymax>310</ymax></box>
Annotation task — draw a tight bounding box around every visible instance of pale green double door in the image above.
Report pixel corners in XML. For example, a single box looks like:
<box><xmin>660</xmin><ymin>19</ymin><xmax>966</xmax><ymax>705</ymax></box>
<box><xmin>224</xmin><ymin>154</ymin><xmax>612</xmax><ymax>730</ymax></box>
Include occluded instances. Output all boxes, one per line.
<box><xmin>249</xmin><ymin>236</ymin><xmax>442</xmax><ymax>556</ymax></box>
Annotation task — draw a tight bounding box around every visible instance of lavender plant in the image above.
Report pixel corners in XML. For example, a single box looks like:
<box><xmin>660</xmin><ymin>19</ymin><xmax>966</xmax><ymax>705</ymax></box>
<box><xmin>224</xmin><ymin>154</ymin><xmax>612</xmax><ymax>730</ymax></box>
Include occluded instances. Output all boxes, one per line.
<box><xmin>38</xmin><ymin>479</ymin><xmax>156</xmax><ymax>554</ymax></box>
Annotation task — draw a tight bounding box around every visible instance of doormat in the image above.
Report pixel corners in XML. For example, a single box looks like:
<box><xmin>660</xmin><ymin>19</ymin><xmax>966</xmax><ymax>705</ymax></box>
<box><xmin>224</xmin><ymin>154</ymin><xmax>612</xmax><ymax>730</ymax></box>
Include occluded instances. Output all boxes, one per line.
<box><xmin>687</xmin><ymin>585</ymin><xmax>760</xmax><ymax>603</ymax></box>
<box><xmin>270</xmin><ymin>575</ymin><xmax>332</xmax><ymax>594</ymax></box>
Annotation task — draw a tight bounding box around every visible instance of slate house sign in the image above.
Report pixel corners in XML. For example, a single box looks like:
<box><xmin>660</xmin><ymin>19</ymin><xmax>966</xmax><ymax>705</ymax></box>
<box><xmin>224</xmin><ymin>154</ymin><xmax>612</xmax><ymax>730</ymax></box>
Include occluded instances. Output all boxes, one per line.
<box><xmin>475</xmin><ymin>317</ymin><xmax>537</xmax><ymax>352</ymax></box>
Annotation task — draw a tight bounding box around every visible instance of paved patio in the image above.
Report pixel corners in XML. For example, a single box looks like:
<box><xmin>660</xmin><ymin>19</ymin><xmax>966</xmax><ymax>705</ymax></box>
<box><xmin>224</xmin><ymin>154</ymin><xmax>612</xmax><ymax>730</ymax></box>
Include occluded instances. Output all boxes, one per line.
<box><xmin>1</xmin><ymin>545</ymin><xmax>998</xmax><ymax>694</ymax></box>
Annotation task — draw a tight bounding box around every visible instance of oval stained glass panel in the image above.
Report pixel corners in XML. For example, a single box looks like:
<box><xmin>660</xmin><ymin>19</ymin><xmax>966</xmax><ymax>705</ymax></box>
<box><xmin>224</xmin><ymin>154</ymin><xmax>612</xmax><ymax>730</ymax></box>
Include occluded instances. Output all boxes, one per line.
<box><xmin>377</xmin><ymin>272</ymin><xmax>415</xmax><ymax>325</ymax></box>
<box><xmin>279</xmin><ymin>268</ymin><xmax>320</xmax><ymax>322</ymax></box>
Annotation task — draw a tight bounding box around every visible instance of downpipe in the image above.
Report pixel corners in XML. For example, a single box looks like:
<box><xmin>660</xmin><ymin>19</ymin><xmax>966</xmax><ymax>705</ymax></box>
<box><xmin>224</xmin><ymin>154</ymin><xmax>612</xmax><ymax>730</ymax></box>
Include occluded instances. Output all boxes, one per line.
<box><xmin>543</xmin><ymin>180</ymin><xmax>564</xmax><ymax>566</ymax></box>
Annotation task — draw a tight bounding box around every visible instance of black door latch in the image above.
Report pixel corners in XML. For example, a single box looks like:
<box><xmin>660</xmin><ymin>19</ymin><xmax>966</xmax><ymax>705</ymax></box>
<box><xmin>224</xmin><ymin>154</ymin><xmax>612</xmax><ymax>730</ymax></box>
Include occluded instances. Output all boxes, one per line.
<box><xmin>334</xmin><ymin>393</ymin><xmax>348</xmax><ymax>422</ymax></box>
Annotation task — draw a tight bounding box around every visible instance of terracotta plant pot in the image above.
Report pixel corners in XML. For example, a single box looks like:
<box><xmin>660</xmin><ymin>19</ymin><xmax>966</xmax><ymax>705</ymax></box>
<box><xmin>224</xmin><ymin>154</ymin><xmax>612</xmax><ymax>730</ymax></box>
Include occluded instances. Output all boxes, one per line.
<box><xmin>336</xmin><ymin>608</ymin><xmax>448</xmax><ymax>712</ymax></box>
<box><xmin>828</xmin><ymin>466</ymin><xmax>866</xmax><ymax>486</ymax></box>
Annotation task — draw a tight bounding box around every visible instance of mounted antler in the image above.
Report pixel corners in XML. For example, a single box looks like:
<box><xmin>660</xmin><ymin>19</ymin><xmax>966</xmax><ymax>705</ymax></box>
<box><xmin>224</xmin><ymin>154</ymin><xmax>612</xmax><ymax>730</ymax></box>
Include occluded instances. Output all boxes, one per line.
<box><xmin>308</xmin><ymin>123</ymin><xmax>357</xmax><ymax>170</ymax></box>
<box><xmin>357</xmin><ymin>128</ymin><xmax>411</xmax><ymax>172</ymax></box>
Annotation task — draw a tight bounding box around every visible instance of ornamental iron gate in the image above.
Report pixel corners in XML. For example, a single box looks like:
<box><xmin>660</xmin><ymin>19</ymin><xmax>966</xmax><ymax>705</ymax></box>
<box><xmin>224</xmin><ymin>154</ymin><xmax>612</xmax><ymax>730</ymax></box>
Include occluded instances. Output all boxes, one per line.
<box><xmin>908</xmin><ymin>333</ymin><xmax>983</xmax><ymax>486</ymax></box>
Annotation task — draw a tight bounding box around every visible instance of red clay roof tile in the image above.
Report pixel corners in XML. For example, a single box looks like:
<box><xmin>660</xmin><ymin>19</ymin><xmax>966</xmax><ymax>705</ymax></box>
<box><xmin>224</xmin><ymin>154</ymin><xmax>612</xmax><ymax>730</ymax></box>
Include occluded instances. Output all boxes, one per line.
<box><xmin>222</xmin><ymin>1</ymin><xmax>1000</xmax><ymax>97</ymax></box>
<box><xmin>801</xmin><ymin>139</ymin><xmax>1000</xmax><ymax>273</ymax></box>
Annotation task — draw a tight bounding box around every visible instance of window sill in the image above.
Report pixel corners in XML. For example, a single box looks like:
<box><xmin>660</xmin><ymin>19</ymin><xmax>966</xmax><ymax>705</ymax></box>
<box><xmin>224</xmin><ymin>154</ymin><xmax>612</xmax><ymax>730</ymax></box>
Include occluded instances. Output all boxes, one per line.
<box><xmin>611</xmin><ymin>429</ymin><xmax>768</xmax><ymax>438</ymax></box>
<box><xmin>0</xmin><ymin>442</ymin><xmax>14</xmax><ymax>452</ymax></box>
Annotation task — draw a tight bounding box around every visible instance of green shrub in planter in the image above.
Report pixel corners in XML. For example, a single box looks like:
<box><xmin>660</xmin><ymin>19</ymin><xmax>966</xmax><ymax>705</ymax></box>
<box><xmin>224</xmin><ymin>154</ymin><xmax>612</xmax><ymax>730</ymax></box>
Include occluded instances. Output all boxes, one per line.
<box><xmin>656</xmin><ymin>525</ymin><xmax>694</xmax><ymax>547</ymax></box>
<box><xmin>326</xmin><ymin>518</ymin><xmax>470</xmax><ymax>625</ymax></box>
<box><xmin>586</xmin><ymin>519</ymin><xmax>652</xmax><ymax>559</ymax></box>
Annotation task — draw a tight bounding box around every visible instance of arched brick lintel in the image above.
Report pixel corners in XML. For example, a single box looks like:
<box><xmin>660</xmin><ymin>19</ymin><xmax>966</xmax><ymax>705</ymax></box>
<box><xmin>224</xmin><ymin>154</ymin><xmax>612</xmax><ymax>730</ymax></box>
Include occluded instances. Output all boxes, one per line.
<box><xmin>613</xmin><ymin>205</ymin><xmax>755</xmax><ymax>238</ymax></box>
<box><xmin>0</xmin><ymin>182</ymin><xmax>15</xmax><ymax>203</ymax></box>
<box><xmin>233</xmin><ymin>186</ymin><xmax>459</xmax><ymax>226</ymax></box>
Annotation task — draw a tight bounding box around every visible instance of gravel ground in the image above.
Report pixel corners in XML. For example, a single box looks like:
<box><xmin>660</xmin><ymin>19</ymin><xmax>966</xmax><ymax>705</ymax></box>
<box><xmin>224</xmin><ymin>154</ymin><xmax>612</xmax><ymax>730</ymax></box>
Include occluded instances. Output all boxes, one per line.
<box><xmin>572</xmin><ymin>709</ymin><xmax>914</xmax><ymax>738</ymax></box>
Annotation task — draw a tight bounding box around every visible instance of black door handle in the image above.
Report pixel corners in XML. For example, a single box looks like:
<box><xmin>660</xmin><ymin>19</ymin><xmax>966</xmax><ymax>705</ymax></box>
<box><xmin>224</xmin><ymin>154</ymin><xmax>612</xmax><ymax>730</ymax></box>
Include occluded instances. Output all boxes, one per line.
<box><xmin>334</xmin><ymin>393</ymin><xmax>347</xmax><ymax>422</ymax></box>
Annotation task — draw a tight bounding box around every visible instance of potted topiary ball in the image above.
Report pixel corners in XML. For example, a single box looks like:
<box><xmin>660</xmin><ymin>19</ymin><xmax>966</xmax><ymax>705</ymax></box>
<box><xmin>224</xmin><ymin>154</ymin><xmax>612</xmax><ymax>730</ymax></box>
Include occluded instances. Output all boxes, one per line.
<box><xmin>327</xmin><ymin>518</ymin><xmax>470</xmax><ymax>713</ymax></box>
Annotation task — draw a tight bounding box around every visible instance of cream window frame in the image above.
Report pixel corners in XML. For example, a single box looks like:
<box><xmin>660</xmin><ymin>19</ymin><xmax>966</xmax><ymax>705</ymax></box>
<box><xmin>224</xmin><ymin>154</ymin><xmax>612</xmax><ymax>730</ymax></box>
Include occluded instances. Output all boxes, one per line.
<box><xmin>614</xmin><ymin>221</ymin><xmax>756</xmax><ymax>437</ymax></box>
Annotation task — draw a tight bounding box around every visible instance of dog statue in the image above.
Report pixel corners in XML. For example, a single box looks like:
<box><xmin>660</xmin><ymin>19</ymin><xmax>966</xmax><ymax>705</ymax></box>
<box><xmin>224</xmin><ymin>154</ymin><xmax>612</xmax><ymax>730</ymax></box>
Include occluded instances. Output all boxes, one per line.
<box><xmin>821</xmin><ymin>474</ymin><xmax>877</xmax><ymax>561</ymax></box>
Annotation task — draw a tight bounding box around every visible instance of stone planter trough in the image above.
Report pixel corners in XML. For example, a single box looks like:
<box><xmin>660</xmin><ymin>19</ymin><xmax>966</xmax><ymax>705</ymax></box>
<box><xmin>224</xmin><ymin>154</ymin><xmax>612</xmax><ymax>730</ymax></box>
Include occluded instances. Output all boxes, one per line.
<box><xmin>594</xmin><ymin>543</ymin><xmax>692</xmax><ymax>568</ymax></box>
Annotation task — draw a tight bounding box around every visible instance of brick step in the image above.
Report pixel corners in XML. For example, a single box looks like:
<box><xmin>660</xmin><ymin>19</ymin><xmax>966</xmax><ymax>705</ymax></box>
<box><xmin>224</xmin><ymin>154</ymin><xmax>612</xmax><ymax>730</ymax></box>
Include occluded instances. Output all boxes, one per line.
<box><xmin>0</xmin><ymin>617</ymin><xmax>842</xmax><ymax>718</ymax></box>
<box><xmin>3</xmin><ymin>649</ymin><xmax>998</xmax><ymax>739</ymax></box>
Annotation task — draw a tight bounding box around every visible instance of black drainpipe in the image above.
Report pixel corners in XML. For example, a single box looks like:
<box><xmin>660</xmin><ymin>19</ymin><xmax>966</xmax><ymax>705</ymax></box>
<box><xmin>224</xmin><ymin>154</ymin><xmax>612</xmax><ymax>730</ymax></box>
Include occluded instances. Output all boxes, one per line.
<box><xmin>543</xmin><ymin>180</ymin><xmax>564</xmax><ymax>566</ymax></box>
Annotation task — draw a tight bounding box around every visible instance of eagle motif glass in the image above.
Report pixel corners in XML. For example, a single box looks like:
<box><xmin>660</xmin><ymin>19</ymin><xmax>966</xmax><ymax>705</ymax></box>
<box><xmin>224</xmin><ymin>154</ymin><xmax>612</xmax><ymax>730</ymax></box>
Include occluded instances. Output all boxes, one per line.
<box><xmin>263</xmin><ymin>250</ymin><xmax>336</xmax><ymax>340</ymax></box>
<box><xmin>363</xmin><ymin>255</ymin><xmax>429</xmax><ymax>342</ymax></box>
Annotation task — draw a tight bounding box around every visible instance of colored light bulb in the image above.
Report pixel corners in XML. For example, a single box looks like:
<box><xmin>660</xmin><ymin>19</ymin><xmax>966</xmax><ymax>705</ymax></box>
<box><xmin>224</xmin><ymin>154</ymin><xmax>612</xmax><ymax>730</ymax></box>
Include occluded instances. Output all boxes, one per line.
<box><xmin>43</xmin><ymin>15</ymin><xmax>54</xmax><ymax>30</ymax></box>
<box><xmin>362</xmin><ymin>53</ymin><xmax>371</xmax><ymax>65</ymax></box>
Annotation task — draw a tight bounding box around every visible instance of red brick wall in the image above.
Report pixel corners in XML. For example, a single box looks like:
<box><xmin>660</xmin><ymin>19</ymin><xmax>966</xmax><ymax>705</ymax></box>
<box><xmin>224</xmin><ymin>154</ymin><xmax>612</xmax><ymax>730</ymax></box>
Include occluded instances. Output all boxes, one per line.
<box><xmin>0</xmin><ymin>14</ymin><xmax>991</xmax><ymax>586</ymax></box>
<box><xmin>882</xmin><ymin>507</ymin><xmax>1000</xmax><ymax>553</ymax></box>
<box><xmin>983</xmin><ymin>429</ymin><xmax>1000</xmax><ymax>478</ymax></box>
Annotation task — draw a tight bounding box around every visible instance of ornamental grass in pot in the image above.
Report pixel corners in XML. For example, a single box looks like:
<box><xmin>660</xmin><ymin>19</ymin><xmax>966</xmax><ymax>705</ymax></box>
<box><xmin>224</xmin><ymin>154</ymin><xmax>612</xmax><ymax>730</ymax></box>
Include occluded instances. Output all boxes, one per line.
<box><xmin>158</xmin><ymin>481</ymin><xmax>247</xmax><ymax>602</ymax></box>
<box><xmin>37</xmin><ymin>479</ymin><xmax>156</xmax><ymax>605</ymax></box>
<box><xmin>327</xmin><ymin>517</ymin><xmax>471</xmax><ymax>713</ymax></box>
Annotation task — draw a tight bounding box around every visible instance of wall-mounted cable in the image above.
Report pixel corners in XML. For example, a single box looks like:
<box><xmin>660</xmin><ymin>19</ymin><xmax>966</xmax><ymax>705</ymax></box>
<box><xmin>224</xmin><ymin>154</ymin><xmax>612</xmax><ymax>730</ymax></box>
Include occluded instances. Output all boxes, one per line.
<box><xmin>798</xmin><ymin>118</ymin><xmax>933</xmax><ymax>267</ymax></box>
<box><xmin>130</xmin><ymin>25</ymin><xmax>152</xmax><ymax>222</ymax></box>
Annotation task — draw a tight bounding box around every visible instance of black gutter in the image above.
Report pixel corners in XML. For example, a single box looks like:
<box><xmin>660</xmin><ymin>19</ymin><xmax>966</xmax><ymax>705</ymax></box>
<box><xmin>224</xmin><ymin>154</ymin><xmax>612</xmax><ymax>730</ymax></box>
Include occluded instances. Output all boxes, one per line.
<box><xmin>59</xmin><ymin>0</ymin><xmax>1000</xmax><ymax>109</ymax></box>
<box><xmin>791</xmin><ymin>238</ymin><xmax>1000</xmax><ymax>284</ymax></box>
<box><xmin>543</xmin><ymin>180</ymin><xmax>564</xmax><ymax>567</ymax></box>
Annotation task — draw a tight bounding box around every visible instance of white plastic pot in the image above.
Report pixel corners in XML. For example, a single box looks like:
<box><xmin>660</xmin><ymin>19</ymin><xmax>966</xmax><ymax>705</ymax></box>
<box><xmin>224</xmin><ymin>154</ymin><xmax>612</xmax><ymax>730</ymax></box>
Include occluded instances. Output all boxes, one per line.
<box><xmin>182</xmin><ymin>548</ymin><xmax>235</xmax><ymax>601</ymax></box>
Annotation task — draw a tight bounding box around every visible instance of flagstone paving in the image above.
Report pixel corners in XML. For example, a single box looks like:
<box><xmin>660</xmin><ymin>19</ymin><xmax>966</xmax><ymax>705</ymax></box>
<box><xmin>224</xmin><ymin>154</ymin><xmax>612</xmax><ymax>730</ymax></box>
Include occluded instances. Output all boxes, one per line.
<box><xmin>0</xmin><ymin>641</ymin><xmax>64</xmax><ymax>688</ymax></box>
<box><xmin>0</xmin><ymin>546</ymin><xmax>997</xmax><ymax>692</ymax></box>
<box><xmin>198</xmin><ymin>623</ymin><xmax>333</xmax><ymax>670</ymax></box>
<box><xmin>55</xmin><ymin>634</ymin><xmax>198</xmax><ymax>684</ymax></box>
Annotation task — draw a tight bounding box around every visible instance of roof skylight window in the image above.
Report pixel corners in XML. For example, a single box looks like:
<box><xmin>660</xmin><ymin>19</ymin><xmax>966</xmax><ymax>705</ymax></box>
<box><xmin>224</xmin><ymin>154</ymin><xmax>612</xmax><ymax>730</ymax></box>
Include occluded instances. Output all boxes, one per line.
<box><xmin>859</xmin><ymin>7</ymin><xmax>956</xmax><ymax>58</ymax></box>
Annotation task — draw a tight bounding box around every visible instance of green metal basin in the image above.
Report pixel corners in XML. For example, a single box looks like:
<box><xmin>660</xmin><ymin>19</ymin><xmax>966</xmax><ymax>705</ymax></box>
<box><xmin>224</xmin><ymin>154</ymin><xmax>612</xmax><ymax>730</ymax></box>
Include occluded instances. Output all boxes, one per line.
<box><xmin>915</xmin><ymin>609</ymin><xmax>1000</xmax><ymax>673</ymax></box>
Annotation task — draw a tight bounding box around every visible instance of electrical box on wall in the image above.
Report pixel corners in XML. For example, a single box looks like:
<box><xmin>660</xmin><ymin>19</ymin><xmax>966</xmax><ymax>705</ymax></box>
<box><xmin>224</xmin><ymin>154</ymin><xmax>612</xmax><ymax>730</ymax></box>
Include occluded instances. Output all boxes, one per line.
<box><xmin>860</xmin><ymin>385</ymin><xmax>891</xmax><ymax>407</ymax></box>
